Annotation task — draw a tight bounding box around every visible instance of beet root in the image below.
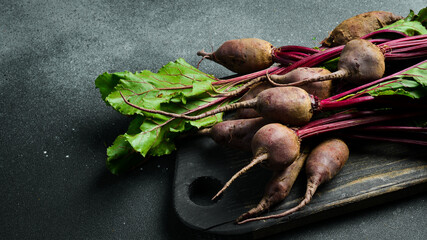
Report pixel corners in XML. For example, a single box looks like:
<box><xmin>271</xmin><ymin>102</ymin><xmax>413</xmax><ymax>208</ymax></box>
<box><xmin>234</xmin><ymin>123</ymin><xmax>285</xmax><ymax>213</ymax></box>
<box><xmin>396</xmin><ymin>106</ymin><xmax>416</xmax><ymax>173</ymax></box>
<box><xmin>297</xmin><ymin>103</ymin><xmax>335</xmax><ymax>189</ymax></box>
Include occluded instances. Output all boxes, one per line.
<box><xmin>231</xmin><ymin>67</ymin><xmax>332</xmax><ymax>118</ymax></box>
<box><xmin>238</xmin><ymin>138</ymin><xmax>349</xmax><ymax>224</ymax></box>
<box><xmin>201</xmin><ymin>117</ymin><xmax>270</xmax><ymax>151</ymax></box>
<box><xmin>236</xmin><ymin>147</ymin><xmax>309</xmax><ymax>223</ymax></box>
<box><xmin>251</xmin><ymin>123</ymin><xmax>301</xmax><ymax>170</ymax></box>
<box><xmin>212</xmin><ymin>123</ymin><xmax>301</xmax><ymax>200</ymax></box>
<box><xmin>197</xmin><ymin>38</ymin><xmax>274</xmax><ymax>74</ymax></box>
<box><xmin>269</xmin><ymin>67</ymin><xmax>333</xmax><ymax>100</ymax></box>
<box><xmin>255</xmin><ymin>87</ymin><xmax>313</xmax><ymax>126</ymax></box>
<box><xmin>337</xmin><ymin>38</ymin><xmax>385</xmax><ymax>85</ymax></box>
<box><xmin>321</xmin><ymin>11</ymin><xmax>403</xmax><ymax>47</ymax></box>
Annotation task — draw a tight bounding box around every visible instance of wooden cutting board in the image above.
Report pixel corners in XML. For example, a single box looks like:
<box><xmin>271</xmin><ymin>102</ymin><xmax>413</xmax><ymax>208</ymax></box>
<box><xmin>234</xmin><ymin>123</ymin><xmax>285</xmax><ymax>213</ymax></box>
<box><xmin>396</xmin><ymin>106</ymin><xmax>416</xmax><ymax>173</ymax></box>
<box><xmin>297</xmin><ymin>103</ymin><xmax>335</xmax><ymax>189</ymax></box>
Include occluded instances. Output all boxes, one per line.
<box><xmin>173</xmin><ymin>136</ymin><xmax>427</xmax><ymax>239</ymax></box>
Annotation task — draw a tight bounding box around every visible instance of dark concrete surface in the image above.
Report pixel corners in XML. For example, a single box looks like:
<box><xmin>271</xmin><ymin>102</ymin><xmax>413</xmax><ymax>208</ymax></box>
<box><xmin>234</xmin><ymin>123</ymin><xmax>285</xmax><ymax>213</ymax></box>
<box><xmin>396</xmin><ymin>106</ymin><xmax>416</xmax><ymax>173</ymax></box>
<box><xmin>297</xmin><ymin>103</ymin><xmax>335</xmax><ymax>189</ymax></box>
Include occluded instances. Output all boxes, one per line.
<box><xmin>1</xmin><ymin>0</ymin><xmax>426</xmax><ymax>239</ymax></box>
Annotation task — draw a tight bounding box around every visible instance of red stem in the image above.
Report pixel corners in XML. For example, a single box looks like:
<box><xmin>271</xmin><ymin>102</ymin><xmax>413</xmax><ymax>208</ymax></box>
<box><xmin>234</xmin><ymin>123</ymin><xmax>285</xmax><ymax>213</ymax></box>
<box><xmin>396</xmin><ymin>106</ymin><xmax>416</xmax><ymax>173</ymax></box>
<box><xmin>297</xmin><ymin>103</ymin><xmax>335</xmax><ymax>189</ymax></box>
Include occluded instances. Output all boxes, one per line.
<box><xmin>298</xmin><ymin>110</ymin><xmax>376</xmax><ymax>131</ymax></box>
<box><xmin>346</xmin><ymin>135</ymin><xmax>427</xmax><ymax>146</ymax></box>
<box><xmin>211</xmin><ymin>66</ymin><xmax>282</xmax><ymax>85</ymax></box>
<box><xmin>318</xmin><ymin>96</ymin><xmax>376</xmax><ymax>111</ymax></box>
<box><xmin>355</xmin><ymin>126</ymin><xmax>427</xmax><ymax>132</ymax></box>
<box><xmin>272</xmin><ymin>35</ymin><xmax>426</xmax><ymax>75</ymax></box>
<box><xmin>296</xmin><ymin>111</ymin><xmax>423</xmax><ymax>139</ymax></box>
<box><xmin>360</xmin><ymin>29</ymin><xmax>409</xmax><ymax>39</ymax></box>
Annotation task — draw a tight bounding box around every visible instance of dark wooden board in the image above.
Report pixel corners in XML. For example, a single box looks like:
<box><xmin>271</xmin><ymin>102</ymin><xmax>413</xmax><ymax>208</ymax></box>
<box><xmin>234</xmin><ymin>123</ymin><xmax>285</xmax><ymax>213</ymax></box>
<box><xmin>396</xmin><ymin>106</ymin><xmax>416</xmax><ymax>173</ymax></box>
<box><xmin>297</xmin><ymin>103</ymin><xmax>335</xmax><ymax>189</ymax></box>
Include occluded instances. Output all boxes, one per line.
<box><xmin>173</xmin><ymin>136</ymin><xmax>427</xmax><ymax>239</ymax></box>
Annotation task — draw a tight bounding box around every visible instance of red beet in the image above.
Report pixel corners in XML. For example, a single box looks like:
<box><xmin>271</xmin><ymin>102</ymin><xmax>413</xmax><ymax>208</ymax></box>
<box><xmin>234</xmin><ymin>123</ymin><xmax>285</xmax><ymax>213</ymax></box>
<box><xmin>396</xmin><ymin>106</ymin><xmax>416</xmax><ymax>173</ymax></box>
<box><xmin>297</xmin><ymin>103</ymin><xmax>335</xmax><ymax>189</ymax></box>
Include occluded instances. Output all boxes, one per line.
<box><xmin>238</xmin><ymin>138</ymin><xmax>349</xmax><ymax>224</ymax></box>
<box><xmin>198</xmin><ymin>38</ymin><xmax>274</xmax><ymax>74</ymax></box>
<box><xmin>212</xmin><ymin>123</ymin><xmax>301</xmax><ymax>200</ymax></box>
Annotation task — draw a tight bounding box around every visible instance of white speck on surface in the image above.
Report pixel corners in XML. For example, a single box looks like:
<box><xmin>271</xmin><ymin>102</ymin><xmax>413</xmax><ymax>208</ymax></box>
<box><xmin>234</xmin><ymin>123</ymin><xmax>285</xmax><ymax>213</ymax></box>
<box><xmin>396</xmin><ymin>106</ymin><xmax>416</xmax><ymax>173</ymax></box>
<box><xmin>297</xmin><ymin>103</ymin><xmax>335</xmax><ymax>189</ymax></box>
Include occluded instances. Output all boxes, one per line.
<box><xmin>65</xmin><ymin>155</ymin><xmax>69</xmax><ymax>158</ymax></box>
<box><xmin>157</xmin><ymin>165</ymin><xmax>160</xmax><ymax>168</ymax></box>
<box><xmin>43</xmin><ymin>151</ymin><xmax>47</xmax><ymax>154</ymax></box>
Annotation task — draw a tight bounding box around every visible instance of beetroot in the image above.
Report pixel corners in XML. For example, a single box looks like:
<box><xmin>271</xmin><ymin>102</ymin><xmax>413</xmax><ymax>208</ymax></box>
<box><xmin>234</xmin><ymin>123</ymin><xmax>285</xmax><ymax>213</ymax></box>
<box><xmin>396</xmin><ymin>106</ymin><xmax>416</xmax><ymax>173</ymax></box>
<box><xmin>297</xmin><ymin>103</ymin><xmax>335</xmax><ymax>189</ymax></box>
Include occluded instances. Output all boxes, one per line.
<box><xmin>269</xmin><ymin>67</ymin><xmax>333</xmax><ymax>100</ymax></box>
<box><xmin>212</xmin><ymin>123</ymin><xmax>301</xmax><ymax>200</ymax></box>
<box><xmin>321</xmin><ymin>11</ymin><xmax>403</xmax><ymax>47</ymax></box>
<box><xmin>236</xmin><ymin>147</ymin><xmax>309</xmax><ymax>222</ymax></box>
<box><xmin>199</xmin><ymin>117</ymin><xmax>270</xmax><ymax>151</ymax></box>
<box><xmin>238</xmin><ymin>138</ymin><xmax>349</xmax><ymax>224</ymax></box>
<box><xmin>197</xmin><ymin>38</ymin><xmax>274</xmax><ymax>74</ymax></box>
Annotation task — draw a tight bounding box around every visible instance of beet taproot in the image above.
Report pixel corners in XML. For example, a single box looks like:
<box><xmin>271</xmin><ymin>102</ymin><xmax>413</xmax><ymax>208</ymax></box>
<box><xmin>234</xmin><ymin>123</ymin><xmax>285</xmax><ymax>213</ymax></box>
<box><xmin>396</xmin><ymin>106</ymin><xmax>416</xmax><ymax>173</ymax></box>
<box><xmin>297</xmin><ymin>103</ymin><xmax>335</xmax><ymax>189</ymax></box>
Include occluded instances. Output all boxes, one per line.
<box><xmin>212</xmin><ymin>123</ymin><xmax>301</xmax><ymax>200</ymax></box>
<box><xmin>236</xmin><ymin>147</ymin><xmax>309</xmax><ymax>222</ymax></box>
<box><xmin>238</xmin><ymin>138</ymin><xmax>349</xmax><ymax>224</ymax></box>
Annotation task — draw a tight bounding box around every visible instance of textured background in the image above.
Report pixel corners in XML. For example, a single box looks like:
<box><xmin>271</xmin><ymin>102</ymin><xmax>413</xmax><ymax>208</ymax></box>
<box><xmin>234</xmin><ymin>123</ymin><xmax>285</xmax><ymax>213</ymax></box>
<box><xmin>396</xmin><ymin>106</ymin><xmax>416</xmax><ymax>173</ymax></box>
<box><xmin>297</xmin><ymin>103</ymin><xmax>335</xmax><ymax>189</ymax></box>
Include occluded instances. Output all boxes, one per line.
<box><xmin>1</xmin><ymin>0</ymin><xmax>426</xmax><ymax>239</ymax></box>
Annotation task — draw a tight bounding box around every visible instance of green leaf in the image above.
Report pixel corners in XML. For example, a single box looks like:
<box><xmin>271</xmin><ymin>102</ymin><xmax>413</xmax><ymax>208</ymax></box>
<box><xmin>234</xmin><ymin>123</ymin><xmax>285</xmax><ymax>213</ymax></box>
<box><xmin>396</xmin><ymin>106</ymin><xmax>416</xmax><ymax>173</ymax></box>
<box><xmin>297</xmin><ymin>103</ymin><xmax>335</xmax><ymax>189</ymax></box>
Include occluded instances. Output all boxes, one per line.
<box><xmin>97</xmin><ymin>58</ymin><xmax>237</xmax><ymax>173</ymax></box>
<box><xmin>106</xmin><ymin>135</ymin><xmax>145</xmax><ymax>175</ymax></box>
<box><xmin>404</xmin><ymin>9</ymin><xmax>416</xmax><ymax>21</ymax></box>
<box><xmin>414</xmin><ymin>7</ymin><xmax>427</xmax><ymax>27</ymax></box>
<box><xmin>401</xmin><ymin>65</ymin><xmax>427</xmax><ymax>87</ymax></box>
<box><xmin>379</xmin><ymin>7</ymin><xmax>427</xmax><ymax>35</ymax></box>
<box><xmin>95</xmin><ymin>72</ymin><xmax>122</xmax><ymax>102</ymax></box>
<box><xmin>321</xmin><ymin>57</ymin><xmax>339</xmax><ymax>72</ymax></box>
<box><xmin>379</xmin><ymin>20</ymin><xmax>427</xmax><ymax>36</ymax></box>
<box><xmin>101</xmin><ymin>58</ymin><xmax>219</xmax><ymax>116</ymax></box>
<box><xmin>359</xmin><ymin>62</ymin><xmax>427</xmax><ymax>99</ymax></box>
<box><xmin>367</xmin><ymin>79</ymin><xmax>425</xmax><ymax>99</ymax></box>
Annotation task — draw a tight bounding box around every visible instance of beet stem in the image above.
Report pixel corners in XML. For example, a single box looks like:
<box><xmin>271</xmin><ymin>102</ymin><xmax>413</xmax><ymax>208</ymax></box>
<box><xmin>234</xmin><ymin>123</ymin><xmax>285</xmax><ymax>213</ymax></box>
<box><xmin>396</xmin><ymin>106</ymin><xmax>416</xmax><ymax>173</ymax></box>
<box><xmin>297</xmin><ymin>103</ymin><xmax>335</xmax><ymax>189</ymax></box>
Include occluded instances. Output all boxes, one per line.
<box><xmin>121</xmin><ymin>90</ymin><xmax>257</xmax><ymax>120</ymax></box>
<box><xmin>120</xmin><ymin>91</ymin><xmax>191</xmax><ymax>118</ymax></box>
<box><xmin>271</xmin><ymin>69</ymin><xmax>347</xmax><ymax>87</ymax></box>
<box><xmin>119</xmin><ymin>91</ymin><xmax>232</xmax><ymax>120</ymax></box>
<box><xmin>297</xmin><ymin>111</ymin><xmax>423</xmax><ymax>139</ymax></box>
<box><xmin>360</xmin><ymin>29</ymin><xmax>409</xmax><ymax>39</ymax></box>
<box><xmin>211</xmin><ymin>66</ymin><xmax>282</xmax><ymax>86</ymax></box>
<box><xmin>347</xmin><ymin>134</ymin><xmax>427</xmax><ymax>146</ymax></box>
<box><xmin>356</xmin><ymin>126</ymin><xmax>427</xmax><ymax>132</ymax></box>
<box><xmin>183</xmin><ymin>98</ymin><xmax>258</xmax><ymax>120</ymax></box>
<box><xmin>318</xmin><ymin>96</ymin><xmax>375</xmax><ymax>110</ymax></box>
<box><xmin>298</xmin><ymin>110</ymin><xmax>376</xmax><ymax>131</ymax></box>
<box><xmin>212</xmin><ymin>153</ymin><xmax>268</xmax><ymax>201</ymax></box>
<box><xmin>215</xmin><ymin>75</ymin><xmax>266</xmax><ymax>97</ymax></box>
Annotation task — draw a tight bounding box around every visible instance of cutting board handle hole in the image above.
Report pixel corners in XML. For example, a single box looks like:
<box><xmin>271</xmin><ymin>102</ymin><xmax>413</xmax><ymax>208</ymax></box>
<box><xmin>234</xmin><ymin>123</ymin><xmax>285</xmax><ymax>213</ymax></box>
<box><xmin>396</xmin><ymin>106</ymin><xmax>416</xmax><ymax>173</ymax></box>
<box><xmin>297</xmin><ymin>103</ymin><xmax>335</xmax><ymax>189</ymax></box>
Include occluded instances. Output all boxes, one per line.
<box><xmin>189</xmin><ymin>176</ymin><xmax>222</xmax><ymax>206</ymax></box>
